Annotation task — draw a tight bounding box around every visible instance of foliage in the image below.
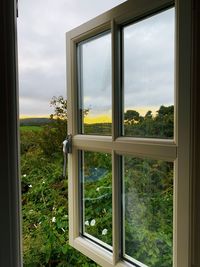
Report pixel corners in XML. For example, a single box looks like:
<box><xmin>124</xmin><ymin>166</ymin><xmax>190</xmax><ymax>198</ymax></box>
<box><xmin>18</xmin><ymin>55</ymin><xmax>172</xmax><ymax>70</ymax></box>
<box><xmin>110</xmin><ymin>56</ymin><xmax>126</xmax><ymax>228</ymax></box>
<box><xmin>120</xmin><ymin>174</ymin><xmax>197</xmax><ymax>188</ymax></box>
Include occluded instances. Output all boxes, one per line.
<box><xmin>83</xmin><ymin>152</ymin><xmax>112</xmax><ymax>246</ymax></box>
<box><xmin>124</xmin><ymin>105</ymin><xmax>174</xmax><ymax>138</ymax></box>
<box><xmin>21</xmin><ymin>97</ymin><xmax>174</xmax><ymax>266</ymax></box>
<box><xmin>20</xmin><ymin>126</ymin><xmax>43</xmax><ymax>132</ymax></box>
<box><xmin>124</xmin><ymin>157</ymin><xmax>173</xmax><ymax>267</ymax></box>
<box><xmin>21</xmin><ymin>145</ymin><xmax>99</xmax><ymax>266</ymax></box>
<box><xmin>21</xmin><ymin>96</ymin><xmax>99</xmax><ymax>266</ymax></box>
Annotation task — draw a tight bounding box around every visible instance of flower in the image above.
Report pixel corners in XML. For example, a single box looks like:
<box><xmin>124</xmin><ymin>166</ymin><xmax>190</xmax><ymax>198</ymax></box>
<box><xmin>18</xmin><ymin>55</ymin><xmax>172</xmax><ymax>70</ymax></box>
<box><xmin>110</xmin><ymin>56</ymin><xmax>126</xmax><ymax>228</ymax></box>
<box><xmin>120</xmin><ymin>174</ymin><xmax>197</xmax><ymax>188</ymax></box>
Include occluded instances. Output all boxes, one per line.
<box><xmin>23</xmin><ymin>174</ymin><xmax>27</xmax><ymax>177</ymax></box>
<box><xmin>28</xmin><ymin>184</ymin><xmax>32</xmax><ymax>188</ymax></box>
<box><xmin>85</xmin><ymin>220</ymin><xmax>89</xmax><ymax>226</ymax></box>
<box><xmin>90</xmin><ymin>219</ymin><xmax>96</xmax><ymax>226</ymax></box>
<box><xmin>96</xmin><ymin>187</ymin><xmax>100</xmax><ymax>192</ymax></box>
<box><xmin>42</xmin><ymin>181</ymin><xmax>45</xmax><ymax>184</ymax></box>
<box><xmin>102</xmin><ymin>228</ymin><xmax>108</xmax><ymax>235</ymax></box>
<box><xmin>52</xmin><ymin>217</ymin><xmax>56</xmax><ymax>223</ymax></box>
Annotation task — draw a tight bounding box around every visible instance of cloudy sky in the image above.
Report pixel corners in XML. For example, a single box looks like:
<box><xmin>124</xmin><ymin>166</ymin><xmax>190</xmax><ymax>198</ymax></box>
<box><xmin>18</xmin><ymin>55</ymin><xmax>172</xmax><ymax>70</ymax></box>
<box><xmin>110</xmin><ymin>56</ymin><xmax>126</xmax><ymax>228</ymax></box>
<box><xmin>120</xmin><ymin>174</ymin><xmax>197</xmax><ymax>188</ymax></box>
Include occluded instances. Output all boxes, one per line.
<box><xmin>18</xmin><ymin>1</ymin><xmax>174</xmax><ymax>119</ymax></box>
<box><xmin>18</xmin><ymin>0</ymin><xmax>125</xmax><ymax>117</ymax></box>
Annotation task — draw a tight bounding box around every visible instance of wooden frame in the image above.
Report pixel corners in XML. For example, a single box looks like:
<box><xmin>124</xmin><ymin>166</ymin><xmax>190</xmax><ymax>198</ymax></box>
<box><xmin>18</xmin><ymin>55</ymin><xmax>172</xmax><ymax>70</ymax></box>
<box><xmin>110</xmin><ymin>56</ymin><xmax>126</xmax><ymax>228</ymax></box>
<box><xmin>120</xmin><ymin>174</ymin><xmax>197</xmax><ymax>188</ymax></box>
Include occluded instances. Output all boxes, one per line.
<box><xmin>66</xmin><ymin>0</ymin><xmax>192</xmax><ymax>266</ymax></box>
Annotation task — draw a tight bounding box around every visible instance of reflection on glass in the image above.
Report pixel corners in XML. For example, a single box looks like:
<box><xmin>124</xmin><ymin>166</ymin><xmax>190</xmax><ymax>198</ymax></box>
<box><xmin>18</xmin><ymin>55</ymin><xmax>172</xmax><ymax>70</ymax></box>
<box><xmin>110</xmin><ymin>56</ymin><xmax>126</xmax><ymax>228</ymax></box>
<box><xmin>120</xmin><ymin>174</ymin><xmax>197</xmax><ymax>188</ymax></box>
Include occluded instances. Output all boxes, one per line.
<box><xmin>78</xmin><ymin>32</ymin><xmax>112</xmax><ymax>135</ymax></box>
<box><xmin>123</xmin><ymin>156</ymin><xmax>173</xmax><ymax>267</ymax></box>
<box><xmin>81</xmin><ymin>151</ymin><xmax>112</xmax><ymax>247</ymax></box>
<box><xmin>123</xmin><ymin>8</ymin><xmax>175</xmax><ymax>138</ymax></box>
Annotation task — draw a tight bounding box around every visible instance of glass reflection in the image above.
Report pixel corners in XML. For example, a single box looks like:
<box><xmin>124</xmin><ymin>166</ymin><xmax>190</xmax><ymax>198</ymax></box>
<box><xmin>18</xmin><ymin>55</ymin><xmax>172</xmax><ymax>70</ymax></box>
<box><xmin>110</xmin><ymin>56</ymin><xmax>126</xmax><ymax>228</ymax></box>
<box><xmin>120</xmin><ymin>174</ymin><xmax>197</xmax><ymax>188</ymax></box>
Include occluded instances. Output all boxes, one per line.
<box><xmin>123</xmin><ymin>156</ymin><xmax>173</xmax><ymax>267</ymax></box>
<box><xmin>81</xmin><ymin>151</ymin><xmax>112</xmax><ymax>247</ymax></box>
<box><xmin>78</xmin><ymin>32</ymin><xmax>112</xmax><ymax>135</ymax></box>
<box><xmin>123</xmin><ymin>8</ymin><xmax>175</xmax><ymax>138</ymax></box>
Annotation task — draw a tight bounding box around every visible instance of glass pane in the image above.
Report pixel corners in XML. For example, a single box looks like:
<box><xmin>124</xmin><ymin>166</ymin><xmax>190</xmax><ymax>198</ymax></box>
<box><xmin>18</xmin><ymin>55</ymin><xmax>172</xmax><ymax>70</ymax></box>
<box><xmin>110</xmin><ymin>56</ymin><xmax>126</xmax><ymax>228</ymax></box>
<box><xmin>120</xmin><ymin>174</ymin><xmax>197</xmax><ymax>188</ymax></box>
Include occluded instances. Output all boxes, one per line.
<box><xmin>80</xmin><ymin>151</ymin><xmax>112</xmax><ymax>247</ymax></box>
<box><xmin>78</xmin><ymin>32</ymin><xmax>112</xmax><ymax>135</ymax></box>
<box><xmin>123</xmin><ymin>8</ymin><xmax>175</xmax><ymax>138</ymax></box>
<box><xmin>123</xmin><ymin>156</ymin><xmax>173</xmax><ymax>267</ymax></box>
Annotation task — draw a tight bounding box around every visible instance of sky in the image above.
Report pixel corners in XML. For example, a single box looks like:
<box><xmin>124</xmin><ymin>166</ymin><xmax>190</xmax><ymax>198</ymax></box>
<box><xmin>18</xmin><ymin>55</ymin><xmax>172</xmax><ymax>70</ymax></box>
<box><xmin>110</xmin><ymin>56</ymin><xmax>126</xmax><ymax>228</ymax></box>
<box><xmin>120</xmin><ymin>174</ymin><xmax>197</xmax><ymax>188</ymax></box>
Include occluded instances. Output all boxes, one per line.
<box><xmin>18</xmin><ymin>0</ymin><xmax>126</xmax><ymax>117</ymax></box>
<box><xmin>18</xmin><ymin>1</ymin><xmax>174</xmax><ymax>120</ymax></box>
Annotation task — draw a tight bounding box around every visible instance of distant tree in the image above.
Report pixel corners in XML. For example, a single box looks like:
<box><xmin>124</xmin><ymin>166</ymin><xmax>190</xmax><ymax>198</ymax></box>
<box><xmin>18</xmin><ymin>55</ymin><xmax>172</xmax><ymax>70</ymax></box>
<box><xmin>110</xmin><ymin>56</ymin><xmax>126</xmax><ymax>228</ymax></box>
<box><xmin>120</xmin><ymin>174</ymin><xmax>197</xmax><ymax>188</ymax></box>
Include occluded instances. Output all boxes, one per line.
<box><xmin>154</xmin><ymin>105</ymin><xmax>174</xmax><ymax>138</ymax></box>
<box><xmin>124</xmin><ymin>110</ymin><xmax>140</xmax><ymax>125</ymax></box>
<box><xmin>50</xmin><ymin>96</ymin><xmax>68</xmax><ymax>121</ymax></box>
<box><xmin>145</xmin><ymin>110</ymin><xmax>153</xmax><ymax>119</ymax></box>
<box><xmin>40</xmin><ymin>96</ymin><xmax>90</xmax><ymax>157</ymax></box>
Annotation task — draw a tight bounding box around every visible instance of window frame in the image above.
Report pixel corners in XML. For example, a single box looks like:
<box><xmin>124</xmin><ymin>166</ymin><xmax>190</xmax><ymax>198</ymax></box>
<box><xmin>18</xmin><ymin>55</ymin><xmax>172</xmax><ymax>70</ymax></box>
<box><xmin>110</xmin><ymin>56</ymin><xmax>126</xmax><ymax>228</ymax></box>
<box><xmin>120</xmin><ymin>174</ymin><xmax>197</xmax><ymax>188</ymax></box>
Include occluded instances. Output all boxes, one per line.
<box><xmin>66</xmin><ymin>0</ymin><xmax>192</xmax><ymax>266</ymax></box>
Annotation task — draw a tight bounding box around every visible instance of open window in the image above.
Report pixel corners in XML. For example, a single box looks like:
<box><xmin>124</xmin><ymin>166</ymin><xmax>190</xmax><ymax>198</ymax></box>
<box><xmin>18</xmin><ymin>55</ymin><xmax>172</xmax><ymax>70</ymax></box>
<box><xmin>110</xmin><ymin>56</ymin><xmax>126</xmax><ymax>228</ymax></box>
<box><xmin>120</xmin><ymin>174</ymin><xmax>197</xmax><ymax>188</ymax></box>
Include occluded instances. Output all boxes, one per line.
<box><xmin>66</xmin><ymin>0</ymin><xmax>191</xmax><ymax>266</ymax></box>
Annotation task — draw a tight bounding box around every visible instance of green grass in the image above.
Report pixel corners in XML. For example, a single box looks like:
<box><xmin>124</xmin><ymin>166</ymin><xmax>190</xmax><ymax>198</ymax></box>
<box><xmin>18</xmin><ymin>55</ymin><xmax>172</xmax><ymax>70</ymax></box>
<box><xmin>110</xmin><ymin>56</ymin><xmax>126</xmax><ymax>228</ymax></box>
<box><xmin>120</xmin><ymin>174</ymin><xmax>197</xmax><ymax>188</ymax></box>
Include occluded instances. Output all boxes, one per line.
<box><xmin>20</xmin><ymin>125</ymin><xmax>43</xmax><ymax>132</ymax></box>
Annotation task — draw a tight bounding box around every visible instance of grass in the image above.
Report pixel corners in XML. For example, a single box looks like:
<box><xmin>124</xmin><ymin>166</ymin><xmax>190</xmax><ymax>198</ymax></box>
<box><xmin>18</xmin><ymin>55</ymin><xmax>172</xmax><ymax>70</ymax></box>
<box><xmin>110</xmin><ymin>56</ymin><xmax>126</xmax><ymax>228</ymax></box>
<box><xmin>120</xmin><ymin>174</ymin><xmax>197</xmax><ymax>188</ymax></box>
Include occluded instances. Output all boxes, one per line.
<box><xmin>20</xmin><ymin>125</ymin><xmax>43</xmax><ymax>132</ymax></box>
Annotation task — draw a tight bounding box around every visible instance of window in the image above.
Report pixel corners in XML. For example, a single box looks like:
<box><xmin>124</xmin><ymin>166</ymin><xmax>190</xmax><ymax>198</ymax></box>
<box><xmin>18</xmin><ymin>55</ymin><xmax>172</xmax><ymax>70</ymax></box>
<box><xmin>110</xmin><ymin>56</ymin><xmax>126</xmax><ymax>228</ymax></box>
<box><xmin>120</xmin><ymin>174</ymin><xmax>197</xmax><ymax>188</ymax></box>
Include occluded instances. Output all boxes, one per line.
<box><xmin>66</xmin><ymin>1</ymin><xmax>191</xmax><ymax>266</ymax></box>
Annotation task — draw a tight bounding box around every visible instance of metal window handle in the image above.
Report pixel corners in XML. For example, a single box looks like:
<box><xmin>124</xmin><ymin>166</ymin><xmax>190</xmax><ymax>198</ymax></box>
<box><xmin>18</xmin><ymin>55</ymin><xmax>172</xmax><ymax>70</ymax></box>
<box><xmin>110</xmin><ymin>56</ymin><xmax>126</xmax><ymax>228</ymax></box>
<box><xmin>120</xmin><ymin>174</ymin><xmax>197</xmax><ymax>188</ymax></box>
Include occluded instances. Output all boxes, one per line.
<box><xmin>63</xmin><ymin>134</ymin><xmax>72</xmax><ymax>154</ymax></box>
<box><xmin>62</xmin><ymin>135</ymin><xmax>72</xmax><ymax>177</ymax></box>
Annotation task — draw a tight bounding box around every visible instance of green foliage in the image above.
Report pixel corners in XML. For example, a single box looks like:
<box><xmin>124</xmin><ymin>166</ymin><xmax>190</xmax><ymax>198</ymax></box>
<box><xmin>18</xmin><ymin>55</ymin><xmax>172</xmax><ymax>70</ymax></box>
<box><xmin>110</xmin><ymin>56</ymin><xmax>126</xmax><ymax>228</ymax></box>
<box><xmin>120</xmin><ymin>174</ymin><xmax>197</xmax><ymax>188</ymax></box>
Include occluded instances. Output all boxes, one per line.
<box><xmin>124</xmin><ymin>110</ymin><xmax>140</xmax><ymax>124</ymax></box>
<box><xmin>21</xmin><ymin>96</ymin><xmax>99</xmax><ymax>266</ymax></box>
<box><xmin>124</xmin><ymin>105</ymin><xmax>174</xmax><ymax>138</ymax></box>
<box><xmin>124</xmin><ymin>157</ymin><xmax>173</xmax><ymax>267</ymax></box>
<box><xmin>83</xmin><ymin>152</ymin><xmax>112</xmax><ymax>246</ymax></box>
<box><xmin>20</xmin><ymin>126</ymin><xmax>43</xmax><ymax>132</ymax></box>
<box><xmin>20</xmin><ymin>98</ymin><xmax>174</xmax><ymax>266</ymax></box>
<box><xmin>84</xmin><ymin>123</ymin><xmax>111</xmax><ymax>136</ymax></box>
<box><xmin>21</xmin><ymin>144</ymin><xmax>99</xmax><ymax>266</ymax></box>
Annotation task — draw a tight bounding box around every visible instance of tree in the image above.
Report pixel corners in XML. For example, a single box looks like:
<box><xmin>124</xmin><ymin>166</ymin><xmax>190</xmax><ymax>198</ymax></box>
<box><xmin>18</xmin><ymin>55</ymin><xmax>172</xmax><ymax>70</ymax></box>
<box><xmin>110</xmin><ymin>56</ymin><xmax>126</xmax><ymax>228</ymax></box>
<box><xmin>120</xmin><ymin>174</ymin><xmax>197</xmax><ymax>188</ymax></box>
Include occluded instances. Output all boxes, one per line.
<box><xmin>124</xmin><ymin>110</ymin><xmax>140</xmax><ymax>125</ymax></box>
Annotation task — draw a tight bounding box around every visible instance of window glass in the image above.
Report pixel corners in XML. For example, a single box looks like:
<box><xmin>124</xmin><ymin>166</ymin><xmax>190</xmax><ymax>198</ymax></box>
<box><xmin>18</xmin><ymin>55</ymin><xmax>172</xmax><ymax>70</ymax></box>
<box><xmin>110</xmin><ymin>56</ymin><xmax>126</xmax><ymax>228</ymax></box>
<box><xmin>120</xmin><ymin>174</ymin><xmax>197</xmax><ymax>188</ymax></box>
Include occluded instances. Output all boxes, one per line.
<box><xmin>123</xmin><ymin>156</ymin><xmax>173</xmax><ymax>266</ymax></box>
<box><xmin>80</xmin><ymin>151</ymin><xmax>112</xmax><ymax>248</ymax></box>
<box><xmin>78</xmin><ymin>32</ymin><xmax>112</xmax><ymax>135</ymax></box>
<box><xmin>123</xmin><ymin>8</ymin><xmax>175</xmax><ymax>138</ymax></box>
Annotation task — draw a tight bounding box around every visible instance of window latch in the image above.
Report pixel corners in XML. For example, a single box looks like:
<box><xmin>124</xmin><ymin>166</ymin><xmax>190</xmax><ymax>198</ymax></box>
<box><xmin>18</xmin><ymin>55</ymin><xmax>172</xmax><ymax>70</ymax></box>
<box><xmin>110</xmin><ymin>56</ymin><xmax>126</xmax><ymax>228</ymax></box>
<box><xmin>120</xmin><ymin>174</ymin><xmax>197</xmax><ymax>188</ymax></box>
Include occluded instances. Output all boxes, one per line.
<box><xmin>63</xmin><ymin>134</ymin><xmax>72</xmax><ymax>154</ymax></box>
<box><xmin>62</xmin><ymin>135</ymin><xmax>72</xmax><ymax>177</ymax></box>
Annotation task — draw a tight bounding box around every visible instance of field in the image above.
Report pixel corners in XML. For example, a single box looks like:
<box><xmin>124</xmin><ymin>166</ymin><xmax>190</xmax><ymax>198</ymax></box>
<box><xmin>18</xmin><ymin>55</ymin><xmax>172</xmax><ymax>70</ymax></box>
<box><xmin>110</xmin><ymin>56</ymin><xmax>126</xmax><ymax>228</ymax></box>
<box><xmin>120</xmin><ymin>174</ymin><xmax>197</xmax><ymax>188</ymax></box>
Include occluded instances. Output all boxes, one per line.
<box><xmin>20</xmin><ymin>125</ymin><xmax>43</xmax><ymax>132</ymax></box>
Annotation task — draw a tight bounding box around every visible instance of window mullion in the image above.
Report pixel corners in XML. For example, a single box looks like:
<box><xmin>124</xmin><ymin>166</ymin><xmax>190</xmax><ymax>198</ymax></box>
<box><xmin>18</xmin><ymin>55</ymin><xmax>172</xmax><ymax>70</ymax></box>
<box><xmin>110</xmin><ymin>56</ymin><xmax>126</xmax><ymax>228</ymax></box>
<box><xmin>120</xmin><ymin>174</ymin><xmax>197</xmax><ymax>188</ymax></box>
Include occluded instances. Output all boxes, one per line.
<box><xmin>112</xmin><ymin>19</ymin><xmax>122</xmax><ymax>140</ymax></box>
<box><xmin>112</xmin><ymin>151</ymin><xmax>122</xmax><ymax>265</ymax></box>
<box><xmin>112</xmin><ymin>18</ymin><xmax>123</xmax><ymax>265</ymax></box>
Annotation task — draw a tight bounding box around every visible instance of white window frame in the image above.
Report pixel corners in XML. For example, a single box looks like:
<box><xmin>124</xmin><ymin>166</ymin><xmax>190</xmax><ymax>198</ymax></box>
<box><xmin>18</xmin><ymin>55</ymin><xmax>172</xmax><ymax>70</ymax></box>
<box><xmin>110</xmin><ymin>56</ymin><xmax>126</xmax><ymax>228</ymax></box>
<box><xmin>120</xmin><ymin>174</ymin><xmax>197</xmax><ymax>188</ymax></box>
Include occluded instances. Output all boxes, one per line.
<box><xmin>66</xmin><ymin>0</ymin><xmax>192</xmax><ymax>266</ymax></box>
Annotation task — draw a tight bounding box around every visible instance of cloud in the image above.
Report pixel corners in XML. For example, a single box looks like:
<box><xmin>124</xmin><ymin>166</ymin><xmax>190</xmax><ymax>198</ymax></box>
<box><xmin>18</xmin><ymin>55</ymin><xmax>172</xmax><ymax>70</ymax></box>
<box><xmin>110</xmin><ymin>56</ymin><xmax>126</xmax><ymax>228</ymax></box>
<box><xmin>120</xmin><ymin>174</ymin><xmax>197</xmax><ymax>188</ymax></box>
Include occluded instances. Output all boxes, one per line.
<box><xmin>18</xmin><ymin>0</ymin><xmax>125</xmax><ymax>116</ymax></box>
<box><xmin>19</xmin><ymin>97</ymin><xmax>54</xmax><ymax>116</ymax></box>
<box><xmin>18</xmin><ymin>1</ymin><xmax>174</xmax><ymax>118</ymax></box>
<box><xmin>123</xmin><ymin>8</ymin><xmax>175</xmax><ymax>110</ymax></box>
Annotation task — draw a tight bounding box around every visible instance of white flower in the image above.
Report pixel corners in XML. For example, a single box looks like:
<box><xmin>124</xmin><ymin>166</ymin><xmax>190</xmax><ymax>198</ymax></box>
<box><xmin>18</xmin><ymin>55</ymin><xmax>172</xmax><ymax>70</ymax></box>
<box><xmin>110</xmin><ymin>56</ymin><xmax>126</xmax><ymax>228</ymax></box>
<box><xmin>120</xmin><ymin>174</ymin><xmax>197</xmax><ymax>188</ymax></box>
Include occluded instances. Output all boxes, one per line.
<box><xmin>90</xmin><ymin>219</ymin><xmax>96</xmax><ymax>226</ymax></box>
<box><xmin>52</xmin><ymin>217</ymin><xmax>56</xmax><ymax>223</ymax></box>
<box><xmin>85</xmin><ymin>220</ymin><xmax>89</xmax><ymax>226</ymax></box>
<box><xmin>102</xmin><ymin>228</ymin><xmax>108</xmax><ymax>235</ymax></box>
<box><xmin>28</xmin><ymin>184</ymin><xmax>32</xmax><ymax>188</ymax></box>
<box><xmin>42</xmin><ymin>181</ymin><xmax>45</xmax><ymax>184</ymax></box>
<box><xmin>23</xmin><ymin>174</ymin><xmax>27</xmax><ymax>177</ymax></box>
<box><xmin>96</xmin><ymin>187</ymin><xmax>100</xmax><ymax>192</ymax></box>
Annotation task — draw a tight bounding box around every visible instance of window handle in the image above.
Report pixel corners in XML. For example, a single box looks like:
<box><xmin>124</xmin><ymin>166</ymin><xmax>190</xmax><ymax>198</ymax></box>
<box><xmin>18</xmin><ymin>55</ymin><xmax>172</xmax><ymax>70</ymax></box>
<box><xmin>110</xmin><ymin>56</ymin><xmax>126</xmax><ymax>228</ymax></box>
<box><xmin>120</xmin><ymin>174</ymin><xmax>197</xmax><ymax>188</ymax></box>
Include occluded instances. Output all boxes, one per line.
<box><xmin>62</xmin><ymin>135</ymin><xmax>72</xmax><ymax>177</ymax></box>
